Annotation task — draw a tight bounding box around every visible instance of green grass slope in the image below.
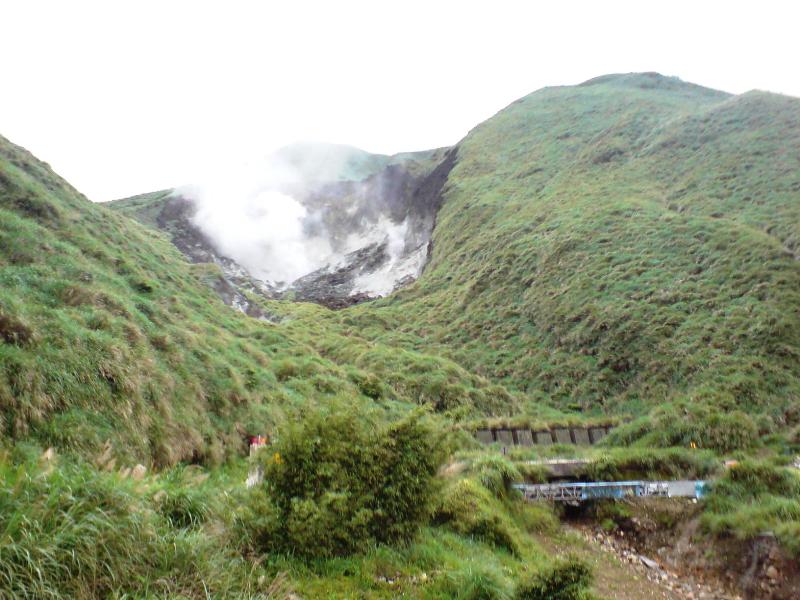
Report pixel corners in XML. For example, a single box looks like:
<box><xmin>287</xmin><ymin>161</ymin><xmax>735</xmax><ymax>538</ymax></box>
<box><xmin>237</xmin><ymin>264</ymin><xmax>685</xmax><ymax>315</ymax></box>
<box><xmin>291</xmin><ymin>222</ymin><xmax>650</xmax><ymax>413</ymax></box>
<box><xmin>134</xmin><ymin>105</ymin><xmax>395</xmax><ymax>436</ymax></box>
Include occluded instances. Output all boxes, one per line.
<box><xmin>106</xmin><ymin>188</ymin><xmax>173</xmax><ymax>229</ymax></box>
<box><xmin>0</xmin><ymin>135</ymin><xmax>513</xmax><ymax>464</ymax></box>
<box><xmin>338</xmin><ymin>73</ymin><xmax>800</xmax><ymax>422</ymax></box>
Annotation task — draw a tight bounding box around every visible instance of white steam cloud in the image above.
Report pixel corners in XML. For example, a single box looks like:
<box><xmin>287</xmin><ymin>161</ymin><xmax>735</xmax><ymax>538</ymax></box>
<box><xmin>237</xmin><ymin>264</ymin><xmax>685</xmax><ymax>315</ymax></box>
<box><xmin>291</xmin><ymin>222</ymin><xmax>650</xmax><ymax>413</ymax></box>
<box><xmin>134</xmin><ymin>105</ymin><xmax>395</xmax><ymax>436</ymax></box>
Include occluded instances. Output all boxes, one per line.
<box><xmin>175</xmin><ymin>146</ymin><xmax>425</xmax><ymax>297</ymax></box>
<box><xmin>188</xmin><ymin>183</ymin><xmax>332</xmax><ymax>284</ymax></box>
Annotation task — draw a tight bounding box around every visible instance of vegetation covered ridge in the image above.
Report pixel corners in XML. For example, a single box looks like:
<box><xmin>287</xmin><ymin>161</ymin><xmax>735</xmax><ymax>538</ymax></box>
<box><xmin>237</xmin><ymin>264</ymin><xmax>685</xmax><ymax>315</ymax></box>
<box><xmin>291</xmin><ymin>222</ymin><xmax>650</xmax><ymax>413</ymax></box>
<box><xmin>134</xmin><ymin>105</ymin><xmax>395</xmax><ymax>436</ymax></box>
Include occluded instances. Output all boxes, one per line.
<box><xmin>332</xmin><ymin>72</ymin><xmax>800</xmax><ymax>431</ymax></box>
<box><xmin>0</xmin><ymin>133</ymin><xmax>515</xmax><ymax>465</ymax></box>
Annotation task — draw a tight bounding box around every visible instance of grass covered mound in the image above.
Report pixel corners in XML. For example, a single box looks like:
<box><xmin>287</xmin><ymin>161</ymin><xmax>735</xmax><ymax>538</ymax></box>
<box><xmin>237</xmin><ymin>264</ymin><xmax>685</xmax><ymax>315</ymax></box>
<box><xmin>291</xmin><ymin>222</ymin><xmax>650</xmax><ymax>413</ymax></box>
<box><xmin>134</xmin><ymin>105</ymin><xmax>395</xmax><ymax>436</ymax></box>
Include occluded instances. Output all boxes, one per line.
<box><xmin>603</xmin><ymin>403</ymin><xmax>761</xmax><ymax>452</ymax></box>
<box><xmin>0</xmin><ymin>450</ymin><xmax>278</xmax><ymax>600</ymax></box>
<box><xmin>702</xmin><ymin>460</ymin><xmax>800</xmax><ymax>556</ymax></box>
<box><xmin>515</xmin><ymin>556</ymin><xmax>596</xmax><ymax>600</ymax></box>
<box><xmin>433</xmin><ymin>478</ymin><xmax>524</xmax><ymax>555</ymax></box>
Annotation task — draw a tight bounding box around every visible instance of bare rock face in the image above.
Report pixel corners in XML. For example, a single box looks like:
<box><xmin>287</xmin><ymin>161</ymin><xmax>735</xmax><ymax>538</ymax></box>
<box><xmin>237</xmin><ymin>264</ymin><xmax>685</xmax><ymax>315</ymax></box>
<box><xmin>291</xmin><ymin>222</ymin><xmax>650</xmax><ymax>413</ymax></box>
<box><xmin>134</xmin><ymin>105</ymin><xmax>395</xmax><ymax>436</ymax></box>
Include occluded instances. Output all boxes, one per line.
<box><xmin>137</xmin><ymin>148</ymin><xmax>457</xmax><ymax>312</ymax></box>
<box><xmin>153</xmin><ymin>195</ymin><xmax>278</xmax><ymax>317</ymax></box>
<box><xmin>289</xmin><ymin>242</ymin><xmax>391</xmax><ymax>309</ymax></box>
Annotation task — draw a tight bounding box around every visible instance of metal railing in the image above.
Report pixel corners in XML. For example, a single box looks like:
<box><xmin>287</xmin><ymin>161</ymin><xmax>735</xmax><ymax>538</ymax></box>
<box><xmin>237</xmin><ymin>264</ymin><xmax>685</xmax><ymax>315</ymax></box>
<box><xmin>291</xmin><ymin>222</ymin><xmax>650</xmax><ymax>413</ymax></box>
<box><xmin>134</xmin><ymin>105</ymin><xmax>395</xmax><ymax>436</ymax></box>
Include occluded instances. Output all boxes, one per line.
<box><xmin>513</xmin><ymin>480</ymin><xmax>706</xmax><ymax>503</ymax></box>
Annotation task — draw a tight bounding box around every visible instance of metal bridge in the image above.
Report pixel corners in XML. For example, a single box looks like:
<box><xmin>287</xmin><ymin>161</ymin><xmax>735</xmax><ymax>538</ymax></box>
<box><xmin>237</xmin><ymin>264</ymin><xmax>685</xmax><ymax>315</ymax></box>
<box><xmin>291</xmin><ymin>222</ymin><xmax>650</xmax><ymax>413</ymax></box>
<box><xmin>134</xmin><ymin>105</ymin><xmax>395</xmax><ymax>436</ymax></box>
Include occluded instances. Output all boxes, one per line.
<box><xmin>513</xmin><ymin>480</ymin><xmax>707</xmax><ymax>503</ymax></box>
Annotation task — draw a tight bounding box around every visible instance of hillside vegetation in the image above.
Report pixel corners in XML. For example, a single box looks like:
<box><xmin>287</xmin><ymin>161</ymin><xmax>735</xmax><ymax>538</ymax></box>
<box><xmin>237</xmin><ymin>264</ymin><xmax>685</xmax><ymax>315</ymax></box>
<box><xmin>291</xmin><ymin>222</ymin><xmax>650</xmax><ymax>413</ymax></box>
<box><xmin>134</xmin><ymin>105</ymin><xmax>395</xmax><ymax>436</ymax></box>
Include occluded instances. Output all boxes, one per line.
<box><xmin>105</xmin><ymin>72</ymin><xmax>800</xmax><ymax>439</ymax></box>
<box><xmin>334</xmin><ymin>73</ymin><xmax>800</xmax><ymax>425</ymax></box>
<box><xmin>0</xmin><ymin>135</ymin><xmax>512</xmax><ymax>465</ymax></box>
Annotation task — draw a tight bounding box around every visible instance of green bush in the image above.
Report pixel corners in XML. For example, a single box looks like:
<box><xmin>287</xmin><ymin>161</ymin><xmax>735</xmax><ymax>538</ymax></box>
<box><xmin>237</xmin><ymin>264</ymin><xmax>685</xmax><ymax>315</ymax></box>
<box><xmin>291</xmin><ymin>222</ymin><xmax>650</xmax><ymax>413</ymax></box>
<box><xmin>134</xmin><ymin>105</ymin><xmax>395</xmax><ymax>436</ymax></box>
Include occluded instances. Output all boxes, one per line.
<box><xmin>470</xmin><ymin>454</ymin><xmax>522</xmax><ymax>498</ymax></box>
<box><xmin>711</xmin><ymin>461</ymin><xmax>800</xmax><ymax>500</ymax></box>
<box><xmin>515</xmin><ymin>556</ymin><xmax>594</xmax><ymax>600</ymax></box>
<box><xmin>516</xmin><ymin>462</ymin><xmax>551</xmax><ymax>484</ymax></box>
<box><xmin>775</xmin><ymin>521</ymin><xmax>800</xmax><ymax>557</ymax></box>
<box><xmin>508</xmin><ymin>501</ymin><xmax>559</xmax><ymax>534</ymax></box>
<box><xmin>241</xmin><ymin>406</ymin><xmax>445</xmax><ymax>559</ymax></box>
<box><xmin>433</xmin><ymin>479</ymin><xmax>522</xmax><ymax>554</ymax></box>
<box><xmin>157</xmin><ymin>487</ymin><xmax>212</xmax><ymax>529</ymax></box>
<box><xmin>151</xmin><ymin>466</ymin><xmax>220</xmax><ymax>530</ymax></box>
<box><xmin>273</xmin><ymin>358</ymin><xmax>301</xmax><ymax>381</ymax></box>
<box><xmin>350</xmin><ymin>370</ymin><xmax>384</xmax><ymax>399</ymax></box>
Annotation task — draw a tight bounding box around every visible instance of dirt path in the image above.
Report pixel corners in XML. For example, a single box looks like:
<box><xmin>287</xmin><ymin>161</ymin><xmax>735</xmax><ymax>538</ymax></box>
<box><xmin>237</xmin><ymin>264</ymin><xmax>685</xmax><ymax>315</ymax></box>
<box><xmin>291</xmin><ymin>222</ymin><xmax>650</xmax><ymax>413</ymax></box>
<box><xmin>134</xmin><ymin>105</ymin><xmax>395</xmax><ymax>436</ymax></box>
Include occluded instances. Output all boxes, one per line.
<box><xmin>534</xmin><ymin>526</ymin><xmax>740</xmax><ymax>600</ymax></box>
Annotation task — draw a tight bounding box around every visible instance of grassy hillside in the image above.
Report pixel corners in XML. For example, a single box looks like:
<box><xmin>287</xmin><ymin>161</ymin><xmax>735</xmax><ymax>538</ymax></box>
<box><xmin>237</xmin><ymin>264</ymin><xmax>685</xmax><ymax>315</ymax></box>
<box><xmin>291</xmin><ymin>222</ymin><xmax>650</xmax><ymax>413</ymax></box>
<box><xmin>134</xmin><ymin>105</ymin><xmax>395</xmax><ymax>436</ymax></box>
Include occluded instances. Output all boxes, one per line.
<box><xmin>105</xmin><ymin>73</ymin><xmax>800</xmax><ymax>432</ymax></box>
<box><xmin>0</xmin><ymin>135</ymin><xmax>513</xmax><ymax>465</ymax></box>
<box><xmin>106</xmin><ymin>188</ymin><xmax>173</xmax><ymax>229</ymax></box>
<box><xmin>334</xmin><ymin>73</ymin><xmax>800</xmax><ymax>424</ymax></box>
<box><xmin>2</xmin><ymin>73</ymin><xmax>800</xmax><ymax>598</ymax></box>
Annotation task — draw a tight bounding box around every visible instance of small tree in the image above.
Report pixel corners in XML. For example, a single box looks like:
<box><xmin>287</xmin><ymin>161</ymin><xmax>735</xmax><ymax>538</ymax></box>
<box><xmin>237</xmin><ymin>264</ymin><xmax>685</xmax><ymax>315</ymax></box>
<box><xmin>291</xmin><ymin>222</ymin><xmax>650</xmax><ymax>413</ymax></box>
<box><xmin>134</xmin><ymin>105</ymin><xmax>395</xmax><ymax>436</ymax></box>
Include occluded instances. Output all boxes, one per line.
<box><xmin>241</xmin><ymin>406</ymin><xmax>445</xmax><ymax>558</ymax></box>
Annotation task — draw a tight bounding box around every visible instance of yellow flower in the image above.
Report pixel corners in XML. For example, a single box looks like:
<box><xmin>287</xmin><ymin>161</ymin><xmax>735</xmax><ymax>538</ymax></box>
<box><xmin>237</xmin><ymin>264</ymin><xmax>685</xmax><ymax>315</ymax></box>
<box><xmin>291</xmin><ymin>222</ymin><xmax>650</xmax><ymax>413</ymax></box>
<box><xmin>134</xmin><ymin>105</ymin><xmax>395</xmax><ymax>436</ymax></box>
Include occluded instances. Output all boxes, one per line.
<box><xmin>273</xmin><ymin>452</ymin><xmax>283</xmax><ymax>464</ymax></box>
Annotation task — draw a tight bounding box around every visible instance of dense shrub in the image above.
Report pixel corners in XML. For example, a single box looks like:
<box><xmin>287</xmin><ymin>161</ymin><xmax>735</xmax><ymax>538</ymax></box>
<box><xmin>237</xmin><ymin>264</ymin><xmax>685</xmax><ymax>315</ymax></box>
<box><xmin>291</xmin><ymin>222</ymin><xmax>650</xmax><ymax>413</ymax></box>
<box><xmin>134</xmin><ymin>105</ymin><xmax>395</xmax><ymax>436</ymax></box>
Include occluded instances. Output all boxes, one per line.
<box><xmin>708</xmin><ymin>460</ymin><xmax>800</xmax><ymax>502</ymax></box>
<box><xmin>515</xmin><ymin>462</ymin><xmax>551</xmax><ymax>484</ymax></box>
<box><xmin>241</xmin><ymin>406</ymin><xmax>445</xmax><ymax>559</ymax></box>
<box><xmin>469</xmin><ymin>454</ymin><xmax>522</xmax><ymax>498</ymax></box>
<box><xmin>151</xmin><ymin>467</ymin><xmax>219</xmax><ymax>530</ymax></box>
<box><xmin>515</xmin><ymin>556</ymin><xmax>594</xmax><ymax>600</ymax></box>
<box><xmin>433</xmin><ymin>479</ymin><xmax>522</xmax><ymax>554</ymax></box>
<box><xmin>273</xmin><ymin>358</ymin><xmax>301</xmax><ymax>382</ymax></box>
<box><xmin>349</xmin><ymin>370</ymin><xmax>384</xmax><ymax>399</ymax></box>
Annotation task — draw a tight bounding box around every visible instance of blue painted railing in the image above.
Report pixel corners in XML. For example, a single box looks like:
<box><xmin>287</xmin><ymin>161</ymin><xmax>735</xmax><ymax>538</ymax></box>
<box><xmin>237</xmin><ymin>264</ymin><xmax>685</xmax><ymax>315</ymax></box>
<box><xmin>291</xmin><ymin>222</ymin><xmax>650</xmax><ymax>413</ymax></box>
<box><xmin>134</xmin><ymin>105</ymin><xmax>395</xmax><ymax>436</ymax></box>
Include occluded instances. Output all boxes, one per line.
<box><xmin>513</xmin><ymin>480</ymin><xmax>707</xmax><ymax>503</ymax></box>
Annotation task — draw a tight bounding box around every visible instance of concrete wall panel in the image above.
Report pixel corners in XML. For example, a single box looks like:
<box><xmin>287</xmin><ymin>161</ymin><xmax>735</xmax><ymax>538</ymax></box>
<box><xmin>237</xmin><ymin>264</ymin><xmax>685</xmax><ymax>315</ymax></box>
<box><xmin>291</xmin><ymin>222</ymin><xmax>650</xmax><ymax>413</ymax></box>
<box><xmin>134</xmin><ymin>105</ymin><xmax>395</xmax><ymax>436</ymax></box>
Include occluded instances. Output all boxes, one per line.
<box><xmin>572</xmin><ymin>428</ymin><xmax>591</xmax><ymax>445</ymax></box>
<box><xmin>475</xmin><ymin>429</ymin><xmax>495</xmax><ymax>444</ymax></box>
<box><xmin>553</xmin><ymin>428</ymin><xmax>573</xmax><ymax>444</ymax></box>
<box><xmin>516</xmin><ymin>429</ymin><xmax>534</xmax><ymax>446</ymax></box>
<box><xmin>589</xmin><ymin>427</ymin><xmax>607</xmax><ymax>444</ymax></box>
<box><xmin>496</xmin><ymin>429</ymin><xmax>514</xmax><ymax>446</ymax></box>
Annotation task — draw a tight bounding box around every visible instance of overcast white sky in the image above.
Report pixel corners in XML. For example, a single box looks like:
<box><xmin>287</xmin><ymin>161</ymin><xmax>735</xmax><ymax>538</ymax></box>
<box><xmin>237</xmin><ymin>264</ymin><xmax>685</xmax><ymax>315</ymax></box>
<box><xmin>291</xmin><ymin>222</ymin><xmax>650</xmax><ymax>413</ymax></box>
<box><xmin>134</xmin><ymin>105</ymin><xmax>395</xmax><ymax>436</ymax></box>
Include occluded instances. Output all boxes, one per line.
<box><xmin>1</xmin><ymin>0</ymin><xmax>798</xmax><ymax>201</ymax></box>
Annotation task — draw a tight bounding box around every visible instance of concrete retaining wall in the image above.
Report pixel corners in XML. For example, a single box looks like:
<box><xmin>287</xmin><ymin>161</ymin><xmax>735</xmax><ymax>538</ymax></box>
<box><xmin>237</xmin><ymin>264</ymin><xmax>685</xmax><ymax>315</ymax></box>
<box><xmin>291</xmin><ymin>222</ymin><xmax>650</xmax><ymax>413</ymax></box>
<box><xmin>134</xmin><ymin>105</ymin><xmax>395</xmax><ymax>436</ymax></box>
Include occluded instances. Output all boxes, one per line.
<box><xmin>553</xmin><ymin>428</ymin><xmax>573</xmax><ymax>445</ymax></box>
<box><xmin>516</xmin><ymin>429</ymin><xmax>534</xmax><ymax>446</ymax></box>
<box><xmin>474</xmin><ymin>425</ymin><xmax>613</xmax><ymax>448</ymax></box>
